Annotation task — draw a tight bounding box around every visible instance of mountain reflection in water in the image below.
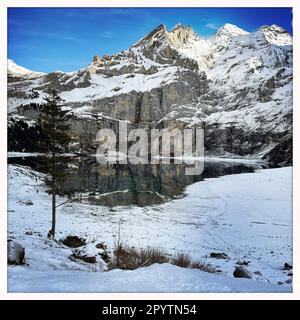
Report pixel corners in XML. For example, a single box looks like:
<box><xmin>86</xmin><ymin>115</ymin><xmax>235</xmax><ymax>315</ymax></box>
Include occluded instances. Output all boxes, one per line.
<box><xmin>8</xmin><ymin>156</ymin><xmax>268</xmax><ymax>207</ymax></box>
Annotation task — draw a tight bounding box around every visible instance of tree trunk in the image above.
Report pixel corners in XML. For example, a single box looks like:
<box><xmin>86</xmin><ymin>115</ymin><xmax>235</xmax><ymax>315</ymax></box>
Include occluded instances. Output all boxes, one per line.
<box><xmin>48</xmin><ymin>182</ymin><xmax>56</xmax><ymax>239</ymax></box>
<box><xmin>51</xmin><ymin>187</ymin><xmax>56</xmax><ymax>237</ymax></box>
<box><xmin>48</xmin><ymin>151</ymin><xmax>56</xmax><ymax>239</ymax></box>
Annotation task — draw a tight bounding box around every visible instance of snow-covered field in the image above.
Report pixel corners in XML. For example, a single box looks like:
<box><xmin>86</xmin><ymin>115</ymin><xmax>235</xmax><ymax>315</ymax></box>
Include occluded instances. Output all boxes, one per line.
<box><xmin>7</xmin><ymin>164</ymin><xmax>292</xmax><ymax>292</ymax></box>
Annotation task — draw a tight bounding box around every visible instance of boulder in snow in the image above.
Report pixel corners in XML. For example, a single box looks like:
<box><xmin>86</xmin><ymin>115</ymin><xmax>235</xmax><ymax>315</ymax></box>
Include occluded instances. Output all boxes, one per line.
<box><xmin>95</xmin><ymin>242</ymin><xmax>107</xmax><ymax>250</ymax></box>
<box><xmin>61</xmin><ymin>235</ymin><xmax>86</xmax><ymax>248</ymax></box>
<box><xmin>18</xmin><ymin>200</ymin><xmax>33</xmax><ymax>206</ymax></box>
<box><xmin>73</xmin><ymin>253</ymin><xmax>96</xmax><ymax>264</ymax></box>
<box><xmin>71</xmin><ymin>243</ymin><xmax>109</xmax><ymax>268</ymax></box>
<box><xmin>8</xmin><ymin>240</ymin><xmax>25</xmax><ymax>265</ymax></box>
<box><xmin>283</xmin><ymin>262</ymin><xmax>292</xmax><ymax>270</ymax></box>
<box><xmin>285</xmin><ymin>279</ymin><xmax>292</xmax><ymax>284</ymax></box>
<box><xmin>233</xmin><ymin>265</ymin><xmax>252</xmax><ymax>279</ymax></box>
<box><xmin>210</xmin><ymin>252</ymin><xmax>229</xmax><ymax>260</ymax></box>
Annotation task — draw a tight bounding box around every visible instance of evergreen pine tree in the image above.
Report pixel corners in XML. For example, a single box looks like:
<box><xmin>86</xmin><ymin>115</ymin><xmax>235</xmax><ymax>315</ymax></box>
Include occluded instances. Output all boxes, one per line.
<box><xmin>38</xmin><ymin>89</ymin><xmax>71</xmax><ymax>238</ymax></box>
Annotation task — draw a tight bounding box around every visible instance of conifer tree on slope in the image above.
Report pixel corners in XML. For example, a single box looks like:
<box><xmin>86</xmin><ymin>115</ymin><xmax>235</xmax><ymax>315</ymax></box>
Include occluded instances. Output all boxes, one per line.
<box><xmin>38</xmin><ymin>89</ymin><xmax>71</xmax><ymax>238</ymax></box>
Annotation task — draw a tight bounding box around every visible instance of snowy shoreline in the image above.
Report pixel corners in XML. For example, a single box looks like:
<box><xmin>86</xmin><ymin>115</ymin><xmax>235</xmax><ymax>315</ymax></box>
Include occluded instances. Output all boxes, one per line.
<box><xmin>8</xmin><ymin>164</ymin><xmax>292</xmax><ymax>292</ymax></box>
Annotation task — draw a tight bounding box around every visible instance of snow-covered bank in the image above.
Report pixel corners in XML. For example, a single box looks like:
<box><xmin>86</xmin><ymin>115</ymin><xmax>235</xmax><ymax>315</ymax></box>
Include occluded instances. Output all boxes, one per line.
<box><xmin>8</xmin><ymin>164</ymin><xmax>292</xmax><ymax>292</ymax></box>
<box><xmin>8</xmin><ymin>152</ymin><xmax>77</xmax><ymax>158</ymax></box>
<box><xmin>8</xmin><ymin>152</ymin><xmax>44</xmax><ymax>158</ymax></box>
<box><xmin>170</xmin><ymin>155</ymin><xmax>267</xmax><ymax>165</ymax></box>
<box><xmin>9</xmin><ymin>263</ymin><xmax>290</xmax><ymax>293</ymax></box>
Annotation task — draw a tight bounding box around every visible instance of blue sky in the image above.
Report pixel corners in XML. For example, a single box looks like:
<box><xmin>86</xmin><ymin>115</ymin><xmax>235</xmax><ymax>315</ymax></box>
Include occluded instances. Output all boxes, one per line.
<box><xmin>8</xmin><ymin>7</ymin><xmax>293</xmax><ymax>72</ymax></box>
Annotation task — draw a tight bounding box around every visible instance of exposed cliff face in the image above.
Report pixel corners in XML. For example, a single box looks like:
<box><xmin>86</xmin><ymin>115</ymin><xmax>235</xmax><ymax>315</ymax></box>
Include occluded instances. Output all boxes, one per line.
<box><xmin>7</xmin><ymin>23</ymin><xmax>292</xmax><ymax>164</ymax></box>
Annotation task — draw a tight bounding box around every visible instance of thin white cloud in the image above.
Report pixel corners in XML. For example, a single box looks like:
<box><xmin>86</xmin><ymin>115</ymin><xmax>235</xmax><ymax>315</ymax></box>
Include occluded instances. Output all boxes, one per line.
<box><xmin>11</xmin><ymin>28</ymin><xmax>84</xmax><ymax>43</ymax></box>
<box><xmin>100</xmin><ymin>31</ymin><xmax>115</xmax><ymax>39</ymax></box>
<box><xmin>65</xmin><ymin>8</ymin><xmax>147</xmax><ymax>19</ymax></box>
<box><xmin>205</xmin><ymin>23</ymin><xmax>219</xmax><ymax>30</ymax></box>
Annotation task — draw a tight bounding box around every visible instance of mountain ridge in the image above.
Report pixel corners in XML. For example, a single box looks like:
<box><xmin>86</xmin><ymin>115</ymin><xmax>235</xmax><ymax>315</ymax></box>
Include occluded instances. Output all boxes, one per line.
<box><xmin>8</xmin><ymin>22</ymin><xmax>292</xmax><ymax>76</ymax></box>
<box><xmin>8</xmin><ymin>22</ymin><xmax>293</xmax><ymax>164</ymax></box>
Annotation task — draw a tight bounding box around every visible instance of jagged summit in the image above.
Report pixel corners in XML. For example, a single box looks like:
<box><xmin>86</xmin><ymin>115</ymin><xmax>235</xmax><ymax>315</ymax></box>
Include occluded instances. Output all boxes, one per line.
<box><xmin>133</xmin><ymin>24</ymin><xmax>167</xmax><ymax>48</ymax></box>
<box><xmin>168</xmin><ymin>23</ymin><xmax>200</xmax><ymax>48</ymax></box>
<box><xmin>136</xmin><ymin>22</ymin><xmax>248</xmax><ymax>50</ymax></box>
<box><xmin>129</xmin><ymin>23</ymin><xmax>252</xmax><ymax>71</ymax></box>
<box><xmin>260</xmin><ymin>24</ymin><xmax>290</xmax><ymax>33</ymax></box>
<box><xmin>259</xmin><ymin>24</ymin><xmax>292</xmax><ymax>46</ymax></box>
<box><xmin>133</xmin><ymin>23</ymin><xmax>200</xmax><ymax>50</ymax></box>
<box><xmin>215</xmin><ymin>23</ymin><xmax>249</xmax><ymax>37</ymax></box>
<box><xmin>89</xmin><ymin>22</ymin><xmax>291</xmax><ymax>75</ymax></box>
<box><xmin>170</xmin><ymin>23</ymin><xmax>194</xmax><ymax>35</ymax></box>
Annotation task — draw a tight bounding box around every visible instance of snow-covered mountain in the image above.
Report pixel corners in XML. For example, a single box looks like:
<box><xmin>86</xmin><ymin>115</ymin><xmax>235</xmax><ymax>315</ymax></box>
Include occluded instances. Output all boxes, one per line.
<box><xmin>8</xmin><ymin>59</ymin><xmax>45</xmax><ymax>78</ymax></box>
<box><xmin>8</xmin><ymin>23</ymin><xmax>293</xmax><ymax>163</ymax></box>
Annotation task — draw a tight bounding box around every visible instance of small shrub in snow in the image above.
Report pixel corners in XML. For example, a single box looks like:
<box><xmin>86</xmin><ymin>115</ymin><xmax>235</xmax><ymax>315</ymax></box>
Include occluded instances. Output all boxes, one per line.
<box><xmin>171</xmin><ymin>253</ymin><xmax>191</xmax><ymax>268</ymax></box>
<box><xmin>190</xmin><ymin>261</ymin><xmax>218</xmax><ymax>273</ymax></box>
<box><xmin>108</xmin><ymin>244</ymin><xmax>168</xmax><ymax>270</ymax></box>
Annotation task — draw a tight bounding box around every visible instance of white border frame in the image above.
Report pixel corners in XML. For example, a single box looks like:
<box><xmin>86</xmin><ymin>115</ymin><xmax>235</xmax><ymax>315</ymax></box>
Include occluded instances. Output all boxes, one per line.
<box><xmin>1</xmin><ymin>0</ymin><xmax>298</xmax><ymax>300</ymax></box>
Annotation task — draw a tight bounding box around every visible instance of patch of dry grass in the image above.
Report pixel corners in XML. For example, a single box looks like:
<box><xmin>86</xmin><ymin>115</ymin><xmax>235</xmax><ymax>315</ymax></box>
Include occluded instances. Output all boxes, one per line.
<box><xmin>108</xmin><ymin>244</ymin><xmax>168</xmax><ymax>270</ymax></box>
<box><xmin>108</xmin><ymin>243</ymin><xmax>218</xmax><ymax>274</ymax></box>
<box><xmin>190</xmin><ymin>260</ymin><xmax>218</xmax><ymax>273</ymax></box>
<box><xmin>171</xmin><ymin>253</ymin><xmax>191</xmax><ymax>268</ymax></box>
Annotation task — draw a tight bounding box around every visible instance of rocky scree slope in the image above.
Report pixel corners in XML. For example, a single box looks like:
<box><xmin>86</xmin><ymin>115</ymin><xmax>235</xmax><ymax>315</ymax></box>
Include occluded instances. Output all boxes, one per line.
<box><xmin>8</xmin><ymin>23</ymin><xmax>292</xmax><ymax>164</ymax></box>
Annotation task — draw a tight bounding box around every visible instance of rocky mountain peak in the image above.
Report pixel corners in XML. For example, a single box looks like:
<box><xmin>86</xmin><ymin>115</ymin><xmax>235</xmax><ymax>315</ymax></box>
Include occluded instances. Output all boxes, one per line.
<box><xmin>171</xmin><ymin>23</ymin><xmax>192</xmax><ymax>32</ymax></box>
<box><xmin>167</xmin><ymin>23</ymin><xmax>199</xmax><ymax>49</ymax></box>
<box><xmin>133</xmin><ymin>23</ymin><xmax>200</xmax><ymax>52</ymax></box>
<box><xmin>215</xmin><ymin>23</ymin><xmax>249</xmax><ymax>38</ymax></box>
<box><xmin>92</xmin><ymin>55</ymin><xmax>102</xmax><ymax>64</ymax></box>
<box><xmin>128</xmin><ymin>23</ymin><xmax>199</xmax><ymax>70</ymax></box>
<box><xmin>260</xmin><ymin>24</ymin><xmax>292</xmax><ymax>46</ymax></box>
<box><xmin>261</xmin><ymin>24</ymin><xmax>288</xmax><ymax>33</ymax></box>
<box><xmin>133</xmin><ymin>24</ymin><xmax>167</xmax><ymax>48</ymax></box>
